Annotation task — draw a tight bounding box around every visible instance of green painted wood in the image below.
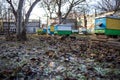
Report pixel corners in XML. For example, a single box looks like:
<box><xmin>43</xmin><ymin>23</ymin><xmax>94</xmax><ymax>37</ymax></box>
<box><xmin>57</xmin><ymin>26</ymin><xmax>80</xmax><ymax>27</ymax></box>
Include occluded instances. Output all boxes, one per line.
<box><xmin>95</xmin><ymin>29</ymin><xmax>105</xmax><ymax>34</ymax></box>
<box><xmin>105</xmin><ymin>29</ymin><xmax>120</xmax><ymax>35</ymax></box>
<box><xmin>57</xmin><ymin>30</ymin><xmax>72</xmax><ymax>35</ymax></box>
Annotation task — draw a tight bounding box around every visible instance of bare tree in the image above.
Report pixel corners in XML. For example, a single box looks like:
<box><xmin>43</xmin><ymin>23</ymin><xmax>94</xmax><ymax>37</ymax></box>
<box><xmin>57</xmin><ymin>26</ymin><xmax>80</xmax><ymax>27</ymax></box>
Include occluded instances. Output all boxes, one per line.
<box><xmin>0</xmin><ymin>2</ymin><xmax>2</xmax><ymax>18</ymax></box>
<box><xmin>0</xmin><ymin>1</ymin><xmax>3</xmax><ymax>31</ymax></box>
<box><xmin>40</xmin><ymin>0</ymin><xmax>56</xmax><ymax>19</ymax></box>
<box><xmin>56</xmin><ymin>0</ymin><xmax>85</xmax><ymax>23</ymax></box>
<box><xmin>6</xmin><ymin>0</ymin><xmax>41</xmax><ymax>41</ymax></box>
<box><xmin>40</xmin><ymin>0</ymin><xmax>85</xmax><ymax>24</ymax></box>
<box><xmin>0</xmin><ymin>0</ymin><xmax>8</xmax><ymax>19</ymax></box>
<box><xmin>95</xmin><ymin>0</ymin><xmax>120</xmax><ymax>13</ymax></box>
<box><xmin>74</xmin><ymin>2</ymin><xmax>89</xmax><ymax>29</ymax></box>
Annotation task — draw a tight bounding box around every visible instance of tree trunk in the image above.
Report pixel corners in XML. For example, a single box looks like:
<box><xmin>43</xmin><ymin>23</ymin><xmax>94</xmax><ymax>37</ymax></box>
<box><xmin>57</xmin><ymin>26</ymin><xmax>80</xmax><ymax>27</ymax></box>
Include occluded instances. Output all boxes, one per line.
<box><xmin>84</xmin><ymin>11</ymin><xmax>87</xmax><ymax>29</ymax></box>
<box><xmin>21</xmin><ymin>27</ymin><xmax>27</xmax><ymax>41</ymax></box>
<box><xmin>58</xmin><ymin>0</ymin><xmax>62</xmax><ymax>24</ymax></box>
<box><xmin>63</xmin><ymin>4</ymin><xmax>73</xmax><ymax>20</ymax></box>
<box><xmin>6</xmin><ymin>0</ymin><xmax>40</xmax><ymax>41</ymax></box>
<box><xmin>58</xmin><ymin>11</ymin><xmax>62</xmax><ymax>24</ymax></box>
<box><xmin>20</xmin><ymin>0</ymin><xmax>40</xmax><ymax>41</ymax></box>
<box><xmin>16</xmin><ymin>0</ymin><xmax>27</xmax><ymax>41</ymax></box>
<box><xmin>16</xmin><ymin>19</ymin><xmax>27</xmax><ymax>41</ymax></box>
<box><xmin>16</xmin><ymin>13</ymin><xmax>22</xmax><ymax>41</ymax></box>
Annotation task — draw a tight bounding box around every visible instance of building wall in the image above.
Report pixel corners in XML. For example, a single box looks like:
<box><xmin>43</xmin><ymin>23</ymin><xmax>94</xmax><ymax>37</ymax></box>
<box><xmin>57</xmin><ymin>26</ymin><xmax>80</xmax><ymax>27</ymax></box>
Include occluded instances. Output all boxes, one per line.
<box><xmin>3</xmin><ymin>22</ymin><xmax>16</xmax><ymax>30</ymax></box>
<box><xmin>26</xmin><ymin>22</ymin><xmax>40</xmax><ymax>33</ymax></box>
<box><xmin>0</xmin><ymin>19</ymin><xmax>3</xmax><ymax>30</ymax></box>
<box><xmin>26</xmin><ymin>27</ymin><xmax>39</xmax><ymax>33</ymax></box>
<box><xmin>80</xmin><ymin>15</ymin><xmax>95</xmax><ymax>32</ymax></box>
<box><xmin>2</xmin><ymin>21</ymin><xmax>40</xmax><ymax>33</ymax></box>
<box><xmin>62</xmin><ymin>19</ymin><xmax>77</xmax><ymax>29</ymax></box>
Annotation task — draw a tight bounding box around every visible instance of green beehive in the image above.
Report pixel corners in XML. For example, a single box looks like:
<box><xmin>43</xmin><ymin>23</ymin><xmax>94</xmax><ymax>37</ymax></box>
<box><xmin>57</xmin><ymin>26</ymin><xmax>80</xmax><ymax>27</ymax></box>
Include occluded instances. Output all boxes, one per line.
<box><xmin>95</xmin><ymin>17</ymin><xmax>120</xmax><ymax>36</ymax></box>
<box><xmin>57</xmin><ymin>24</ymin><xmax>72</xmax><ymax>35</ymax></box>
<box><xmin>105</xmin><ymin>17</ymin><xmax>120</xmax><ymax>35</ymax></box>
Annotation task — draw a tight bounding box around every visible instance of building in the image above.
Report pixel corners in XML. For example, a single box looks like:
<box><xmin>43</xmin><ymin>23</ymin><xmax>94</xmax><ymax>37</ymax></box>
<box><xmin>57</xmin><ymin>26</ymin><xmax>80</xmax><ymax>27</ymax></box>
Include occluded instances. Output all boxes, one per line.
<box><xmin>26</xmin><ymin>20</ymin><xmax>40</xmax><ymax>33</ymax></box>
<box><xmin>1</xmin><ymin>19</ymin><xmax>40</xmax><ymax>33</ymax></box>
<box><xmin>62</xmin><ymin>18</ymin><xmax>77</xmax><ymax>29</ymax></box>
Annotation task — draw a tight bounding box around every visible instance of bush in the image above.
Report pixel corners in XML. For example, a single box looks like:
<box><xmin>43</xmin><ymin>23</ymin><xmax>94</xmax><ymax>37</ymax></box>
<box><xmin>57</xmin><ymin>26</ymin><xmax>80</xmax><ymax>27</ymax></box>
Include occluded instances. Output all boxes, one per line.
<box><xmin>37</xmin><ymin>29</ymin><xmax>46</xmax><ymax>35</ymax></box>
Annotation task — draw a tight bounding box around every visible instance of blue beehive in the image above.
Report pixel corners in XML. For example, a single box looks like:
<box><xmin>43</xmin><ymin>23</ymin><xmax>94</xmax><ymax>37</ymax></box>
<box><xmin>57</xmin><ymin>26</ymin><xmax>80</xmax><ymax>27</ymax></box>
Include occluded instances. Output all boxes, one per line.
<box><xmin>95</xmin><ymin>17</ymin><xmax>106</xmax><ymax>34</ymax></box>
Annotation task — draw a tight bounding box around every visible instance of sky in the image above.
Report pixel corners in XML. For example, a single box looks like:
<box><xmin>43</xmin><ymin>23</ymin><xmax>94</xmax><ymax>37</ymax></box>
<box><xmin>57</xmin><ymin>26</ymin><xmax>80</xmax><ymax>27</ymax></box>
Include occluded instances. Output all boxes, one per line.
<box><xmin>30</xmin><ymin>7</ymin><xmax>47</xmax><ymax>23</ymax></box>
<box><xmin>29</xmin><ymin>0</ymin><xmax>99</xmax><ymax>24</ymax></box>
<box><xmin>29</xmin><ymin>2</ymin><xmax>69</xmax><ymax>24</ymax></box>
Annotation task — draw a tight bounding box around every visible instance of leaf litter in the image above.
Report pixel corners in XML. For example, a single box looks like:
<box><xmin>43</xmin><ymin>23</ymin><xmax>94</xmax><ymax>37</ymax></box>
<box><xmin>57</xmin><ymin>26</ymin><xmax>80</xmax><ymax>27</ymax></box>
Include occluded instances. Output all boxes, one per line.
<box><xmin>0</xmin><ymin>34</ymin><xmax>120</xmax><ymax>80</ymax></box>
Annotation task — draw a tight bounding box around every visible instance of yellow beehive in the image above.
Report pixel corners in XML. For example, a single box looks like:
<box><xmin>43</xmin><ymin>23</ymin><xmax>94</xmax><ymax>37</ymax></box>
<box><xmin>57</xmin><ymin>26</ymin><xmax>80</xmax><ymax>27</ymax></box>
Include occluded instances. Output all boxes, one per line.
<box><xmin>50</xmin><ymin>25</ymin><xmax>54</xmax><ymax>32</ymax></box>
<box><xmin>107</xmin><ymin>18</ymin><xmax>120</xmax><ymax>30</ymax></box>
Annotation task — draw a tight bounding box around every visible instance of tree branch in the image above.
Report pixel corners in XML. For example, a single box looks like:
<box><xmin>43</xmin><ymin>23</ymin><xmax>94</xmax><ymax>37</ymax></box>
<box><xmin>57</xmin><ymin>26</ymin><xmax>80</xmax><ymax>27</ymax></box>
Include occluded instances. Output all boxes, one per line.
<box><xmin>6</xmin><ymin>0</ymin><xmax>17</xmax><ymax>19</ymax></box>
<box><xmin>25</xmin><ymin>0</ymin><xmax>41</xmax><ymax>24</ymax></box>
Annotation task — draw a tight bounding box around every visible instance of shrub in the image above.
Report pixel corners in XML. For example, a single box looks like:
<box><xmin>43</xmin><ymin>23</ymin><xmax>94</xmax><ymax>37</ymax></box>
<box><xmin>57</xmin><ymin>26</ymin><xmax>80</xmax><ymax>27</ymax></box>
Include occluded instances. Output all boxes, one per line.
<box><xmin>37</xmin><ymin>29</ymin><xmax>46</xmax><ymax>35</ymax></box>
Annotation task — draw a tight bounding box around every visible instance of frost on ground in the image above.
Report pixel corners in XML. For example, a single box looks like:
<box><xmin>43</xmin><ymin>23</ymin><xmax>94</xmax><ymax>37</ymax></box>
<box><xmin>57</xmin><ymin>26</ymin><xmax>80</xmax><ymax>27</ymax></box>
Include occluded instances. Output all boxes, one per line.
<box><xmin>0</xmin><ymin>34</ymin><xmax>120</xmax><ymax>80</ymax></box>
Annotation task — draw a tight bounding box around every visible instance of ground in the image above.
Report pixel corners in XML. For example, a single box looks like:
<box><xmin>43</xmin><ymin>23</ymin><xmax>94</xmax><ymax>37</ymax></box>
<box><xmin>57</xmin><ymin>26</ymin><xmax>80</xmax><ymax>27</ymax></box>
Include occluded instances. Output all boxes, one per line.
<box><xmin>0</xmin><ymin>34</ymin><xmax>120</xmax><ymax>80</ymax></box>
